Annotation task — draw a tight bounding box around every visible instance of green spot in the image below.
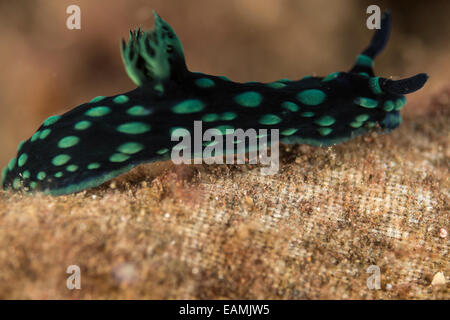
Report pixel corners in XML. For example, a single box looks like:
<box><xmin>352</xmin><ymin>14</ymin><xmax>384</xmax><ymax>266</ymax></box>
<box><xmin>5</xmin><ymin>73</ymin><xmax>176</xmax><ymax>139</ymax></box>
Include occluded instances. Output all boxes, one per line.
<box><xmin>172</xmin><ymin>99</ymin><xmax>205</xmax><ymax>114</ymax></box>
<box><xmin>281</xmin><ymin>101</ymin><xmax>299</xmax><ymax>112</ymax></box>
<box><xmin>127</xmin><ymin>105</ymin><xmax>151</xmax><ymax>116</ymax></box>
<box><xmin>13</xmin><ymin>178</ymin><xmax>21</xmax><ymax>190</ymax></box>
<box><xmin>219</xmin><ymin>76</ymin><xmax>231</xmax><ymax>81</ymax></box>
<box><xmin>117</xmin><ymin>142</ymin><xmax>144</xmax><ymax>154</ymax></box>
<box><xmin>58</xmin><ymin>136</ymin><xmax>80</xmax><ymax>149</ymax></box>
<box><xmin>369</xmin><ymin>77</ymin><xmax>383</xmax><ymax>95</ymax></box>
<box><xmin>215</xmin><ymin>125</ymin><xmax>234</xmax><ymax>135</ymax></box>
<box><xmin>267</xmin><ymin>82</ymin><xmax>287</xmax><ymax>89</ymax></box>
<box><xmin>85</xmin><ymin>106</ymin><xmax>111</xmax><ymax>117</ymax></box>
<box><xmin>281</xmin><ymin>128</ymin><xmax>298</xmax><ymax>136</ymax></box>
<box><xmin>314</xmin><ymin>116</ymin><xmax>336</xmax><ymax>127</ymax></box>
<box><xmin>30</xmin><ymin>181</ymin><xmax>37</xmax><ymax>189</ymax></box>
<box><xmin>31</xmin><ymin>131</ymin><xmax>40</xmax><ymax>142</ymax></box>
<box><xmin>113</xmin><ymin>95</ymin><xmax>129</xmax><ymax>104</ymax></box>
<box><xmin>18</xmin><ymin>153</ymin><xmax>28</xmax><ymax>167</ymax></box>
<box><xmin>278</xmin><ymin>78</ymin><xmax>292</xmax><ymax>82</ymax></box>
<box><xmin>322</xmin><ymin>72</ymin><xmax>340</xmax><ymax>82</ymax></box>
<box><xmin>359</xmin><ymin>72</ymin><xmax>370</xmax><ymax>78</ymax></box>
<box><xmin>259</xmin><ymin>114</ymin><xmax>282</xmax><ymax>125</ymax></box>
<box><xmin>43</xmin><ymin>115</ymin><xmax>61</xmax><ymax>127</ymax></box>
<box><xmin>74</xmin><ymin>120</ymin><xmax>92</xmax><ymax>130</ymax></box>
<box><xmin>355</xmin><ymin>114</ymin><xmax>370</xmax><ymax>122</ymax></box>
<box><xmin>202</xmin><ymin>113</ymin><xmax>220</xmax><ymax>122</ymax></box>
<box><xmin>395</xmin><ymin>97</ymin><xmax>407</xmax><ymax>110</ymax></box>
<box><xmin>156</xmin><ymin>148</ymin><xmax>169</xmax><ymax>155</ymax></box>
<box><xmin>234</xmin><ymin>91</ymin><xmax>263</xmax><ymax>107</ymax></box>
<box><xmin>354</xmin><ymin>97</ymin><xmax>378</xmax><ymax>109</ymax></box>
<box><xmin>8</xmin><ymin>157</ymin><xmax>16</xmax><ymax>171</ymax></box>
<box><xmin>383</xmin><ymin>101</ymin><xmax>395</xmax><ymax>112</ymax></box>
<box><xmin>66</xmin><ymin>165</ymin><xmax>79</xmax><ymax>172</ymax></box>
<box><xmin>22</xmin><ymin>170</ymin><xmax>30</xmax><ymax>179</ymax></box>
<box><xmin>117</xmin><ymin>122</ymin><xmax>151</xmax><ymax>134</ymax></box>
<box><xmin>220</xmin><ymin>112</ymin><xmax>237</xmax><ymax>121</ymax></box>
<box><xmin>317</xmin><ymin>127</ymin><xmax>333</xmax><ymax>136</ymax></box>
<box><xmin>297</xmin><ymin>89</ymin><xmax>326</xmax><ymax>106</ymax></box>
<box><xmin>54</xmin><ymin>172</ymin><xmax>64</xmax><ymax>178</ymax></box>
<box><xmin>195</xmin><ymin>78</ymin><xmax>215</xmax><ymax>88</ymax></box>
<box><xmin>350</xmin><ymin>121</ymin><xmax>363</xmax><ymax>128</ymax></box>
<box><xmin>52</xmin><ymin>154</ymin><xmax>71</xmax><ymax>166</ymax></box>
<box><xmin>90</xmin><ymin>96</ymin><xmax>106</xmax><ymax>103</ymax></box>
<box><xmin>302</xmin><ymin>75</ymin><xmax>312</xmax><ymax>80</ymax></box>
<box><xmin>17</xmin><ymin>140</ymin><xmax>25</xmax><ymax>152</ymax></box>
<box><xmin>87</xmin><ymin>163</ymin><xmax>101</xmax><ymax>170</ymax></box>
<box><xmin>39</xmin><ymin>129</ymin><xmax>51</xmax><ymax>140</ymax></box>
<box><xmin>110</xmin><ymin>153</ymin><xmax>130</xmax><ymax>163</ymax></box>
<box><xmin>37</xmin><ymin>171</ymin><xmax>46</xmax><ymax>181</ymax></box>
<box><xmin>301</xmin><ymin>111</ymin><xmax>315</xmax><ymax>117</ymax></box>
<box><xmin>356</xmin><ymin>54</ymin><xmax>373</xmax><ymax>67</ymax></box>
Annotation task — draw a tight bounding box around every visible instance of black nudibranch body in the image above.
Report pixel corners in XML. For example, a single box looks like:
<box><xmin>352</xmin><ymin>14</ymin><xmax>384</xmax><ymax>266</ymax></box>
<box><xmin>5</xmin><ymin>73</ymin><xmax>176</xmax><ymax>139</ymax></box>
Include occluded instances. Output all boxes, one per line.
<box><xmin>2</xmin><ymin>12</ymin><xmax>428</xmax><ymax>195</ymax></box>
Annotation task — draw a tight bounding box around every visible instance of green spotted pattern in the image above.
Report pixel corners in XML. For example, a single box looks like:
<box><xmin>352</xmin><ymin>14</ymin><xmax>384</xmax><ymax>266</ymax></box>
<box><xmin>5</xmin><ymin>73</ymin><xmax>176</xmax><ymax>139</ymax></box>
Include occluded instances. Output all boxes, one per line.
<box><xmin>110</xmin><ymin>153</ymin><xmax>130</xmax><ymax>163</ymax></box>
<box><xmin>383</xmin><ymin>101</ymin><xmax>395</xmax><ymax>112</ymax></box>
<box><xmin>37</xmin><ymin>171</ymin><xmax>46</xmax><ymax>181</ymax></box>
<box><xmin>58</xmin><ymin>136</ymin><xmax>80</xmax><ymax>149</ymax></box>
<box><xmin>354</xmin><ymin>97</ymin><xmax>378</xmax><ymax>109</ymax></box>
<box><xmin>172</xmin><ymin>99</ymin><xmax>205</xmax><ymax>114</ymax></box>
<box><xmin>202</xmin><ymin>113</ymin><xmax>220</xmax><ymax>122</ymax></box>
<box><xmin>90</xmin><ymin>96</ymin><xmax>106</xmax><ymax>103</ymax></box>
<box><xmin>297</xmin><ymin>89</ymin><xmax>326</xmax><ymax>106</ymax></box>
<box><xmin>31</xmin><ymin>131</ymin><xmax>40</xmax><ymax>142</ymax></box>
<box><xmin>117</xmin><ymin>122</ymin><xmax>151</xmax><ymax>134</ymax></box>
<box><xmin>74</xmin><ymin>120</ymin><xmax>92</xmax><ymax>130</ymax></box>
<box><xmin>259</xmin><ymin>114</ymin><xmax>282</xmax><ymax>125</ymax></box>
<box><xmin>369</xmin><ymin>77</ymin><xmax>383</xmax><ymax>95</ymax></box>
<box><xmin>127</xmin><ymin>105</ymin><xmax>151</xmax><ymax>116</ymax></box>
<box><xmin>88</xmin><ymin>163</ymin><xmax>101</xmax><ymax>170</ymax></box>
<box><xmin>113</xmin><ymin>95</ymin><xmax>129</xmax><ymax>104</ymax></box>
<box><xmin>395</xmin><ymin>97</ymin><xmax>407</xmax><ymax>110</ymax></box>
<box><xmin>322</xmin><ymin>72</ymin><xmax>340</xmax><ymax>82</ymax></box>
<box><xmin>22</xmin><ymin>170</ymin><xmax>30</xmax><ymax>179</ymax></box>
<box><xmin>281</xmin><ymin>128</ymin><xmax>298</xmax><ymax>136</ymax></box>
<box><xmin>156</xmin><ymin>148</ymin><xmax>169</xmax><ymax>155</ymax></box>
<box><xmin>221</xmin><ymin>112</ymin><xmax>237</xmax><ymax>121</ymax></box>
<box><xmin>281</xmin><ymin>101</ymin><xmax>299</xmax><ymax>112</ymax></box>
<box><xmin>356</xmin><ymin>54</ymin><xmax>373</xmax><ymax>67</ymax></box>
<box><xmin>43</xmin><ymin>115</ymin><xmax>61</xmax><ymax>127</ymax></box>
<box><xmin>85</xmin><ymin>106</ymin><xmax>111</xmax><ymax>117</ymax></box>
<box><xmin>195</xmin><ymin>78</ymin><xmax>215</xmax><ymax>88</ymax></box>
<box><xmin>301</xmin><ymin>111</ymin><xmax>315</xmax><ymax>117</ymax></box>
<box><xmin>267</xmin><ymin>82</ymin><xmax>287</xmax><ymax>89</ymax></box>
<box><xmin>39</xmin><ymin>129</ymin><xmax>51</xmax><ymax>140</ymax></box>
<box><xmin>66</xmin><ymin>165</ymin><xmax>78</xmax><ymax>172</ymax></box>
<box><xmin>55</xmin><ymin>172</ymin><xmax>64</xmax><ymax>178</ymax></box>
<box><xmin>317</xmin><ymin>128</ymin><xmax>333</xmax><ymax>136</ymax></box>
<box><xmin>18</xmin><ymin>153</ymin><xmax>28</xmax><ymax>167</ymax></box>
<box><xmin>314</xmin><ymin>116</ymin><xmax>335</xmax><ymax>126</ymax></box>
<box><xmin>52</xmin><ymin>154</ymin><xmax>71</xmax><ymax>166</ymax></box>
<box><xmin>234</xmin><ymin>91</ymin><xmax>263</xmax><ymax>107</ymax></box>
<box><xmin>117</xmin><ymin>142</ymin><xmax>144</xmax><ymax>154</ymax></box>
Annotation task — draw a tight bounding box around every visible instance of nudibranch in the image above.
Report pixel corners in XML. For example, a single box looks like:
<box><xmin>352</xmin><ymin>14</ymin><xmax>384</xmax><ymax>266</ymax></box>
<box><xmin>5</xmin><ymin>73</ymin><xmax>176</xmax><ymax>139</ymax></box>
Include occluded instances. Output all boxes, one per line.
<box><xmin>2</xmin><ymin>11</ymin><xmax>427</xmax><ymax>195</ymax></box>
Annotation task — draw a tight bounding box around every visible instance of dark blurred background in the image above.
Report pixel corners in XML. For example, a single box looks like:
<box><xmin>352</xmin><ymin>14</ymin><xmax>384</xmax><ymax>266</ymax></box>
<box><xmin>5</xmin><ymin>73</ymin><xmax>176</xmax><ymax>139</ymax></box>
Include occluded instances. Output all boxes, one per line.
<box><xmin>0</xmin><ymin>0</ymin><xmax>449</xmax><ymax>168</ymax></box>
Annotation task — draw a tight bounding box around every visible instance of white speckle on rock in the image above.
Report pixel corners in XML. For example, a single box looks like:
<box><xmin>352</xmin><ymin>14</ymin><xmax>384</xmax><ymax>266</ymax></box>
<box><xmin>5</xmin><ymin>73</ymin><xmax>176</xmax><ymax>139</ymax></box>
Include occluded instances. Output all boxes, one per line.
<box><xmin>431</xmin><ymin>272</ymin><xmax>446</xmax><ymax>286</ymax></box>
<box><xmin>439</xmin><ymin>228</ymin><xmax>447</xmax><ymax>238</ymax></box>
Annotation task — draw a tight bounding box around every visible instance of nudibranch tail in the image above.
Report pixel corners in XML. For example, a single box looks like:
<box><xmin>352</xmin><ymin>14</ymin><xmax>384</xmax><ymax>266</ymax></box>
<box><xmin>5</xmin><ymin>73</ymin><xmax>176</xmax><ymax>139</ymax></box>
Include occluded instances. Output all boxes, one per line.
<box><xmin>2</xmin><ymin>11</ymin><xmax>428</xmax><ymax>195</ymax></box>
